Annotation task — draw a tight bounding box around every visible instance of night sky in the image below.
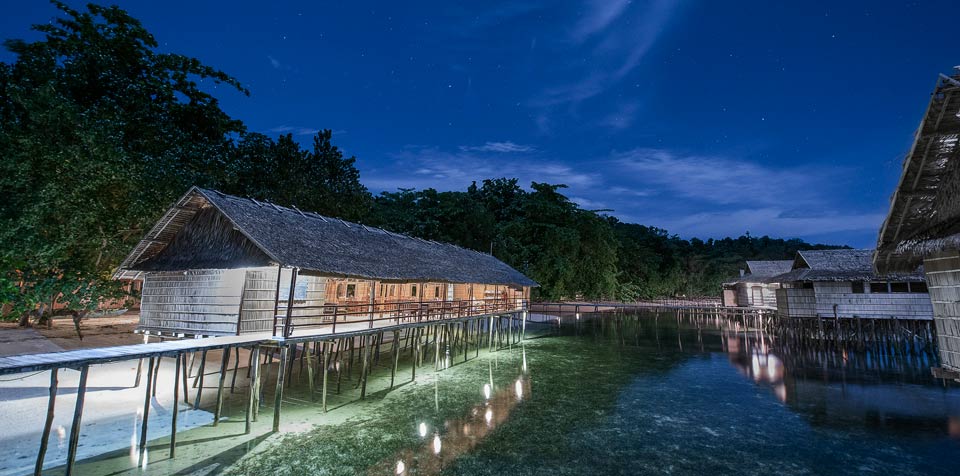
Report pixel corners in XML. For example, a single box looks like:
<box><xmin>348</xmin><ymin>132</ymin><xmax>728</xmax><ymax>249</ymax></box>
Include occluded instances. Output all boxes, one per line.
<box><xmin>3</xmin><ymin>1</ymin><xmax>958</xmax><ymax>247</ymax></box>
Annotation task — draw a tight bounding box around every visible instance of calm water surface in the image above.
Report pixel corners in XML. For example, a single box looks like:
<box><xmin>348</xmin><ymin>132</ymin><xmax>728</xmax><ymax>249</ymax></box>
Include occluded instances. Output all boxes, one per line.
<box><xmin>220</xmin><ymin>312</ymin><xmax>960</xmax><ymax>475</ymax></box>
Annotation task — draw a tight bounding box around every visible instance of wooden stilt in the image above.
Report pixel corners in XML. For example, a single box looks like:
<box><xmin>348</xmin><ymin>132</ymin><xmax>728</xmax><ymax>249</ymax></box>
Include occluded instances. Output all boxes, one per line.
<box><xmin>412</xmin><ymin>328</ymin><xmax>419</xmax><ymax>382</ymax></box>
<box><xmin>246</xmin><ymin>346</ymin><xmax>260</xmax><ymax>433</ymax></box>
<box><xmin>306</xmin><ymin>342</ymin><xmax>316</xmax><ymax>401</ymax></box>
<box><xmin>34</xmin><ymin>368</ymin><xmax>58</xmax><ymax>476</ymax></box>
<box><xmin>170</xmin><ymin>353</ymin><xmax>180</xmax><ymax>458</ymax></box>
<box><xmin>231</xmin><ymin>347</ymin><xmax>240</xmax><ymax>393</ymax></box>
<box><xmin>390</xmin><ymin>330</ymin><xmax>400</xmax><ymax>388</ymax></box>
<box><xmin>273</xmin><ymin>345</ymin><xmax>289</xmax><ymax>432</ymax></box>
<box><xmin>151</xmin><ymin>356</ymin><xmax>161</xmax><ymax>396</ymax></box>
<box><xmin>193</xmin><ymin>350</ymin><xmax>207</xmax><ymax>409</ymax></box>
<box><xmin>180</xmin><ymin>353</ymin><xmax>189</xmax><ymax>404</ymax></box>
<box><xmin>322</xmin><ymin>341</ymin><xmax>331</xmax><ymax>412</ymax></box>
<box><xmin>134</xmin><ymin>358</ymin><xmax>144</xmax><ymax>387</ymax></box>
<box><xmin>214</xmin><ymin>348</ymin><xmax>230</xmax><ymax>426</ymax></box>
<box><xmin>138</xmin><ymin>358</ymin><xmax>155</xmax><ymax>467</ymax></box>
<box><xmin>64</xmin><ymin>365</ymin><xmax>89</xmax><ymax>476</ymax></box>
<box><xmin>360</xmin><ymin>335</ymin><xmax>371</xmax><ymax>399</ymax></box>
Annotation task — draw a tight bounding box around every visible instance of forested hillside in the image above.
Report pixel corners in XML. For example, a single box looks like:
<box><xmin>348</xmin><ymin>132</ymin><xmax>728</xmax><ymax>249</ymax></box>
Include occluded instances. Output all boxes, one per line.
<box><xmin>0</xmin><ymin>3</ymin><xmax>843</xmax><ymax>322</ymax></box>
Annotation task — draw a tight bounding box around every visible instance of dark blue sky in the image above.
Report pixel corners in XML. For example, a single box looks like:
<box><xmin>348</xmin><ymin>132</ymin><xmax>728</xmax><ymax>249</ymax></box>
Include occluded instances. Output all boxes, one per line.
<box><xmin>4</xmin><ymin>1</ymin><xmax>958</xmax><ymax>247</ymax></box>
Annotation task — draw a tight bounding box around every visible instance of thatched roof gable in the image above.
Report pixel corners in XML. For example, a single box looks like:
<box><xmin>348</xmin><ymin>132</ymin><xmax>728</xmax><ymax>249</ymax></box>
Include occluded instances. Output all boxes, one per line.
<box><xmin>875</xmin><ymin>71</ymin><xmax>960</xmax><ymax>273</ymax></box>
<box><xmin>116</xmin><ymin>187</ymin><xmax>538</xmax><ymax>287</ymax></box>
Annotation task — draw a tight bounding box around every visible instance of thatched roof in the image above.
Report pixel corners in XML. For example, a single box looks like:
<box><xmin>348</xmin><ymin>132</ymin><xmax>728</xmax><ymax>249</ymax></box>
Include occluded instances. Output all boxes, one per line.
<box><xmin>116</xmin><ymin>187</ymin><xmax>538</xmax><ymax>287</ymax></box>
<box><xmin>875</xmin><ymin>70</ymin><xmax>960</xmax><ymax>273</ymax></box>
<box><xmin>746</xmin><ymin>260</ymin><xmax>793</xmax><ymax>277</ymax></box>
<box><xmin>773</xmin><ymin>249</ymin><xmax>923</xmax><ymax>283</ymax></box>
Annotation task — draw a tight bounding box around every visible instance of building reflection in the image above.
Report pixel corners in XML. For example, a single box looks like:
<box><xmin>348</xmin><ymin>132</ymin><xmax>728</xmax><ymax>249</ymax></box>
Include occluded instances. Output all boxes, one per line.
<box><xmin>714</xmin><ymin>317</ymin><xmax>960</xmax><ymax>439</ymax></box>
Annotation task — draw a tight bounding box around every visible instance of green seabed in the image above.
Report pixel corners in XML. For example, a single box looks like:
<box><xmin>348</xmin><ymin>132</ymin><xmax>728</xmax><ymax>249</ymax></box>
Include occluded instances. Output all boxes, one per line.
<box><xmin>65</xmin><ymin>315</ymin><xmax>960</xmax><ymax>476</ymax></box>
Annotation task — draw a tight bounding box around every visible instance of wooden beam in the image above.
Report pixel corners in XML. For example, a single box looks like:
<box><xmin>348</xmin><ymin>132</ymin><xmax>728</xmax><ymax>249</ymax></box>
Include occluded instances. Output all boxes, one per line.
<box><xmin>193</xmin><ymin>350</ymin><xmax>207</xmax><ymax>409</ymax></box>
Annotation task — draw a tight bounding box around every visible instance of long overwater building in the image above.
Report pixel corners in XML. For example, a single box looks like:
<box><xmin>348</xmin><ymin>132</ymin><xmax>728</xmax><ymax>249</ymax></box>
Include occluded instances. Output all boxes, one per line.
<box><xmin>114</xmin><ymin>186</ymin><xmax>537</xmax><ymax>338</ymax></box>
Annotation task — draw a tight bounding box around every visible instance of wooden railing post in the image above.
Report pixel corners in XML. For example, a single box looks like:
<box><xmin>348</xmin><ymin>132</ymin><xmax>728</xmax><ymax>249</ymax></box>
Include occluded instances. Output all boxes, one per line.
<box><xmin>283</xmin><ymin>268</ymin><xmax>299</xmax><ymax>338</ymax></box>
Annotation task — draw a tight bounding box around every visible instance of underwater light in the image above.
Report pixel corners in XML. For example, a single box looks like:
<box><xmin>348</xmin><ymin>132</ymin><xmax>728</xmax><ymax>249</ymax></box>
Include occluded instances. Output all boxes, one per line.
<box><xmin>485</xmin><ymin>408</ymin><xmax>493</xmax><ymax>425</ymax></box>
<box><xmin>433</xmin><ymin>434</ymin><xmax>442</xmax><ymax>454</ymax></box>
<box><xmin>395</xmin><ymin>460</ymin><xmax>405</xmax><ymax>474</ymax></box>
<box><xmin>419</xmin><ymin>422</ymin><xmax>427</xmax><ymax>437</ymax></box>
<box><xmin>483</xmin><ymin>383</ymin><xmax>491</xmax><ymax>400</ymax></box>
<box><xmin>515</xmin><ymin>379</ymin><xmax>523</xmax><ymax>400</ymax></box>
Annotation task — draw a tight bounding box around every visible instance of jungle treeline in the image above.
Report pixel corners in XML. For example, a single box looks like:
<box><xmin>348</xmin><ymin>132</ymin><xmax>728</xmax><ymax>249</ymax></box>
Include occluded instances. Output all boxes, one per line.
<box><xmin>0</xmin><ymin>3</ymin><xmax>841</xmax><ymax>322</ymax></box>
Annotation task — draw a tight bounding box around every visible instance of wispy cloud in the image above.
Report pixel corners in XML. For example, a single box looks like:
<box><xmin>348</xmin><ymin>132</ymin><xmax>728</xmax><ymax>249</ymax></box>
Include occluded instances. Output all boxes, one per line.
<box><xmin>268</xmin><ymin>125</ymin><xmax>322</xmax><ymax>136</ymax></box>
<box><xmin>611</xmin><ymin>148</ymin><xmax>834</xmax><ymax>206</ymax></box>
<box><xmin>267</xmin><ymin>55</ymin><xmax>282</xmax><ymax>69</ymax></box>
<box><xmin>530</xmin><ymin>0</ymin><xmax>683</xmax><ymax>108</ymax></box>
<box><xmin>459</xmin><ymin>141</ymin><xmax>536</xmax><ymax>153</ymax></box>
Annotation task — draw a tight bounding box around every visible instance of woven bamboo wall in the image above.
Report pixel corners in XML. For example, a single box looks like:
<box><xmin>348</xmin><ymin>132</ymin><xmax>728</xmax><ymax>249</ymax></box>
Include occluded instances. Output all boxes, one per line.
<box><xmin>139</xmin><ymin>269</ymin><xmax>245</xmax><ymax>335</ymax></box>
<box><xmin>776</xmin><ymin>282</ymin><xmax>932</xmax><ymax>320</ymax></box>
<box><xmin>924</xmin><ymin>250</ymin><xmax>960</xmax><ymax>371</ymax></box>
<box><xmin>238</xmin><ymin>267</ymin><xmax>280</xmax><ymax>334</ymax></box>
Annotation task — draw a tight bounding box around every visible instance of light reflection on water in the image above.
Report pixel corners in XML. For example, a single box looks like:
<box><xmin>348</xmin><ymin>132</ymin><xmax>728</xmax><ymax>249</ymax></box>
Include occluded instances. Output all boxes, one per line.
<box><xmin>374</xmin><ymin>366</ymin><xmax>531</xmax><ymax>474</ymax></box>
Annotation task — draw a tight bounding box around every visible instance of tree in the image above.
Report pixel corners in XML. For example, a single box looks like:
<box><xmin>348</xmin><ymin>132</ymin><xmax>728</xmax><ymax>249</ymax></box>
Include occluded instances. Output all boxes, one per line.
<box><xmin>0</xmin><ymin>1</ymin><xmax>246</xmax><ymax>325</ymax></box>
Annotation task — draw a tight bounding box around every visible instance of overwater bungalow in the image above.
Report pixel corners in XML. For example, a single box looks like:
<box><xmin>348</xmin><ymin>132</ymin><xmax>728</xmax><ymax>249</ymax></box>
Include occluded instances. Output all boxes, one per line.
<box><xmin>114</xmin><ymin>187</ymin><xmax>537</xmax><ymax>338</ymax></box>
<box><xmin>875</xmin><ymin>69</ymin><xmax>960</xmax><ymax>370</ymax></box>
<box><xmin>721</xmin><ymin>260</ymin><xmax>793</xmax><ymax>308</ymax></box>
<box><xmin>772</xmin><ymin>249</ymin><xmax>932</xmax><ymax>320</ymax></box>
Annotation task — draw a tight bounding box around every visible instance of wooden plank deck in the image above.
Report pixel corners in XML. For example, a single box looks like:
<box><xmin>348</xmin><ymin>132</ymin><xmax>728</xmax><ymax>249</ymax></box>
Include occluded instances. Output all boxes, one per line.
<box><xmin>0</xmin><ymin>308</ymin><xmax>526</xmax><ymax>376</ymax></box>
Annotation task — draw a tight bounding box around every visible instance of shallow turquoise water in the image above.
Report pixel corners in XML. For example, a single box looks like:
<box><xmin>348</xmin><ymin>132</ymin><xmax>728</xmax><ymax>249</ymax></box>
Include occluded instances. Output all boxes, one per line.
<box><xmin>222</xmin><ymin>313</ymin><xmax>960</xmax><ymax>475</ymax></box>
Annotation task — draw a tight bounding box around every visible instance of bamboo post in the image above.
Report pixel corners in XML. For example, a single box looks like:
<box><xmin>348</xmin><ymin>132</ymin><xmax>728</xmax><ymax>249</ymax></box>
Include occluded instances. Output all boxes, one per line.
<box><xmin>64</xmin><ymin>365</ymin><xmax>89</xmax><ymax>476</ymax></box>
<box><xmin>34</xmin><ymin>368</ymin><xmax>58</xmax><ymax>476</ymax></box>
<box><xmin>193</xmin><ymin>350</ymin><xmax>207</xmax><ymax>409</ymax></box>
<box><xmin>273</xmin><ymin>345</ymin><xmax>289</xmax><ymax>432</ymax></box>
<box><xmin>214</xmin><ymin>348</ymin><xmax>231</xmax><ymax>426</ymax></box>
<box><xmin>170</xmin><ymin>353</ymin><xmax>181</xmax><ymax>457</ymax></box>
<box><xmin>246</xmin><ymin>346</ymin><xmax>260</xmax><ymax>433</ymax></box>
<box><xmin>138</xmin><ymin>357</ymin><xmax>155</xmax><ymax>467</ymax></box>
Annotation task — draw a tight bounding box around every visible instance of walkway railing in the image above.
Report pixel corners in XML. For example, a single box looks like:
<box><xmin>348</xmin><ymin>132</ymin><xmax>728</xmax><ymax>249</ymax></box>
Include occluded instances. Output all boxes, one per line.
<box><xmin>273</xmin><ymin>297</ymin><xmax>526</xmax><ymax>338</ymax></box>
